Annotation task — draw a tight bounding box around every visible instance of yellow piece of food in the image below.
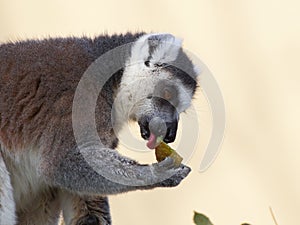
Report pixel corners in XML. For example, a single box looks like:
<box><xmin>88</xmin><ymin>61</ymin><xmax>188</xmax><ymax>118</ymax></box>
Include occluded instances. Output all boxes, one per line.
<box><xmin>155</xmin><ymin>141</ymin><xmax>183</xmax><ymax>167</ymax></box>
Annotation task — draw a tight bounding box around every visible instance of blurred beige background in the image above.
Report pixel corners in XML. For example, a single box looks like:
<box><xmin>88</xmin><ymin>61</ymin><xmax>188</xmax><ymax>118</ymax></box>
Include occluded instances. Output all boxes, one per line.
<box><xmin>1</xmin><ymin>0</ymin><xmax>299</xmax><ymax>224</ymax></box>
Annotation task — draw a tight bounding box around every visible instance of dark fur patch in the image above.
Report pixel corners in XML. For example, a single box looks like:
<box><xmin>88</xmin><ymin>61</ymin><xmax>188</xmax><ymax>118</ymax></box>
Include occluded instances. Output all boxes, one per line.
<box><xmin>165</xmin><ymin>48</ymin><xmax>198</xmax><ymax>94</ymax></box>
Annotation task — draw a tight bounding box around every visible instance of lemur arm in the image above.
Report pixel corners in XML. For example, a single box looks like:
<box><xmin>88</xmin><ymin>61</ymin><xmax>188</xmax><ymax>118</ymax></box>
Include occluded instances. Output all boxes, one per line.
<box><xmin>44</xmin><ymin>144</ymin><xmax>190</xmax><ymax>195</ymax></box>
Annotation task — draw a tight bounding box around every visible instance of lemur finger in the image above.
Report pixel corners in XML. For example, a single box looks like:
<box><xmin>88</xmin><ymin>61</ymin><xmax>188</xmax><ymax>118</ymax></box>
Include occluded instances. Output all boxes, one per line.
<box><xmin>158</xmin><ymin>157</ymin><xmax>176</xmax><ymax>170</ymax></box>
<box><xmin>159</xmin><ymin>165</ymin><xmax>191</xmax><ymax>187</ymax></box>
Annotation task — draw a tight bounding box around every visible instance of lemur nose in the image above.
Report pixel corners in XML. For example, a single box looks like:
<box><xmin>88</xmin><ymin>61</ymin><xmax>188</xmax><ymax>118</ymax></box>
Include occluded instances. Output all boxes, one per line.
<box><xmin>149</xmin><ymin>117</ymin><xmax>167</xmax><ymax>138</ymax></box>
<box><xmin>148</xmin><ymin>117</ymin><xmax>178</xmax><ymax>143</ymax></box>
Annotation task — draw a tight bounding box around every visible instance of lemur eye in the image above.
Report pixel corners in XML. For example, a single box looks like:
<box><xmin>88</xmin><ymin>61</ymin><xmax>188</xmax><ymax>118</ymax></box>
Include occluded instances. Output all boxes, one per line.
<box><xmin>144</xmin><ymin>60</ymin><xmax>151</xmax><ymax>67</ymax></box>
<box><xmin>154</xmin><ymin>62</ymin><xmax>163</xmax><ymax>67</ymax></box>
<box><xmin>163</xmin><ymin>88</ymin><xmax>172</xmax><ymax>100</ymax></box>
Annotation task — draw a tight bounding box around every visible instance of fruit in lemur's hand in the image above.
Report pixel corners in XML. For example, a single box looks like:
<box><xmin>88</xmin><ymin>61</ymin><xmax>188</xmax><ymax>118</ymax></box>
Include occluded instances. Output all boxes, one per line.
<box><xmin>155</xmin><ymin>140</ymin><xmax>183</xmax><ymax>167</ymax></box>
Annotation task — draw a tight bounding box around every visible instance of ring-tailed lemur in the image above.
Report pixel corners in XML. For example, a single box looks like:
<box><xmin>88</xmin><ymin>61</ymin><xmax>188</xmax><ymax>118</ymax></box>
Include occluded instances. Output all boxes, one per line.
<box><xmin>0</xmin><ymin>32</ymin><xmax>199</xmax><ymax>225</ymax></box>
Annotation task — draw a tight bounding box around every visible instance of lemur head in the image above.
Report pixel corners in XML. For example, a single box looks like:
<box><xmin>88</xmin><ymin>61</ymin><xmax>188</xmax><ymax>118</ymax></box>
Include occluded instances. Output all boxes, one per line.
<box><xmin>115</xmin><ymin>33</ymin><xmax>199</xmax><ymax>148</ymax></box>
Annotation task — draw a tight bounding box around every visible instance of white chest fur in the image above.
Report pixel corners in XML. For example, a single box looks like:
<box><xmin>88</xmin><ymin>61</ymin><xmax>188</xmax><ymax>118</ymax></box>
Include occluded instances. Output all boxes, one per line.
<box><xmin>3</xmin><ymin>150</ymin><xmax>47</xmax><ymax>211</ymax></box>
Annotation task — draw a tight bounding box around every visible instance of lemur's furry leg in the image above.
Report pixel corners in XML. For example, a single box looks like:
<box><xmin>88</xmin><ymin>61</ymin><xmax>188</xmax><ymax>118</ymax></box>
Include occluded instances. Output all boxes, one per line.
<box><xmin>16</xmin><ymin>189</ymin><xmax>60</xmax><ymax>225</ymax></box>
<box><xmin>60</xmin><ymin>191</ymin><xmax>111</xmax><ymax>225</ymax></box>
<box><xmin>0</xmin><ymin>151</ymin><xmax>16</xmax><ymax>225</ymax></box>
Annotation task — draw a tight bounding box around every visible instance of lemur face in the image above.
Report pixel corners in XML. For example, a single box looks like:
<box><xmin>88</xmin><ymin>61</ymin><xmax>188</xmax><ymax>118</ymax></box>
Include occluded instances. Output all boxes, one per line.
<box><xmin>116</xmin><ymin>33</ymin><xmax>199</xmax><ymax>148</ymax></box>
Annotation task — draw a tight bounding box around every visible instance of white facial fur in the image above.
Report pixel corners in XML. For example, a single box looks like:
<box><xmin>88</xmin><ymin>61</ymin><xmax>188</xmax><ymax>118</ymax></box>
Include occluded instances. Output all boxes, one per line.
<box><xmin>113</xmin><ymin>33</ymin><xmax>196</xmax><ymax>130</ymax></box>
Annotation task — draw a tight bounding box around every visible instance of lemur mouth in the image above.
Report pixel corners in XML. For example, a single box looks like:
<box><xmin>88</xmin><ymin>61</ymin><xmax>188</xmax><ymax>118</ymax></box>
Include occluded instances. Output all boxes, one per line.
<box><xmin>146</xmin><ymin>133</ymin><xmax>161</xmax><ymax>149</ymax></box>
<box><xmin>138</xmin><ymin>116</ymin><xmax>178</xmax><ymax>149</ymax></box>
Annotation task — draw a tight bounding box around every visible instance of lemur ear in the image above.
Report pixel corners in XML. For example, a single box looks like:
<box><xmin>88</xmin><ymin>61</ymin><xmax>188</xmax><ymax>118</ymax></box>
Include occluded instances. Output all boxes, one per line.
<box><xmin>130</xmin><ymin>33</ymin><xmax>182</xmax><ymax>64</ymax></box>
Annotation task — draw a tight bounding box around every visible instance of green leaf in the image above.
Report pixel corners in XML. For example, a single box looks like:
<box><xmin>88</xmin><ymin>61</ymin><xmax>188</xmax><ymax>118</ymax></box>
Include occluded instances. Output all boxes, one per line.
<box><xmin>193</xmin><ymin>211</ymin><xmax>214</xmax><ymax>225</ymax></box>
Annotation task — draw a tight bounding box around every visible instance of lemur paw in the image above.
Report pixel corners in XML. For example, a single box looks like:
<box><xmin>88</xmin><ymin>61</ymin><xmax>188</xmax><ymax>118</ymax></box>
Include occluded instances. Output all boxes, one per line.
<box><xmin>159</xmin><ymin>164</ymin><xmax>191</xmax><ymax>187</ymax></box>
<box><xmin>153</xmin><ymin>157</ymin><xmax>179</xmax><ymax>172</ymax></box>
